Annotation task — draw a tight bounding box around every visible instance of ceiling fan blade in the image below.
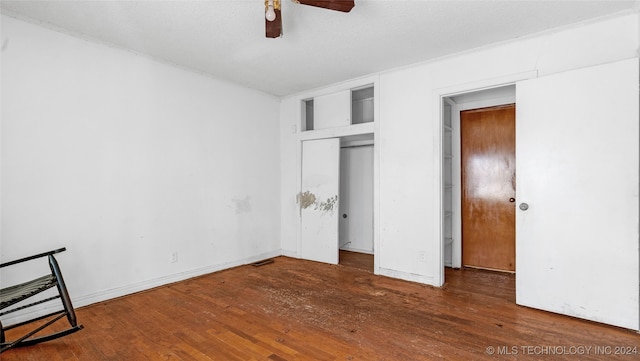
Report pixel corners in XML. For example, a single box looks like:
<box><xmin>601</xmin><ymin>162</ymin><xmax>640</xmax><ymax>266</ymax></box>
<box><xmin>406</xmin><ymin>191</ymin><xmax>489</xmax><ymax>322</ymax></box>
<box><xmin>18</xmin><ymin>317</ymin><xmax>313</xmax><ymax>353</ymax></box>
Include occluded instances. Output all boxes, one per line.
<box><xmin>265</xmin><ymin>8</ymin><xmax>282</xmax><ymax>38</ymax></box>
<box><xmin>295</xmin><ymin>0</ymin><xmax>354</xmax><ymax>12</ymax></box>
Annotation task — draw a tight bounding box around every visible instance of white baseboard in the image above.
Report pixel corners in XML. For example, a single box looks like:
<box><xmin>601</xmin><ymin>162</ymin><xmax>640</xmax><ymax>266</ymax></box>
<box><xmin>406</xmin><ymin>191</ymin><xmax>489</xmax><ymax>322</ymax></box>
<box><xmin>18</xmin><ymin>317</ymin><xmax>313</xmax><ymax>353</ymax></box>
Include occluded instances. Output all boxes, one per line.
<box><xmin>377</xmin><ymin>267</ymin><xmax>436</xmax><ymax>286</ymax></box>
<box><xmin>1</xmin><ymin>249</ymin><xmax>282</xmax><ymax>326</ymax></box>
<box><xmin>3</xmin><ymin>251</ymin><xmax>439</xmax><ymax>326</ymax></box>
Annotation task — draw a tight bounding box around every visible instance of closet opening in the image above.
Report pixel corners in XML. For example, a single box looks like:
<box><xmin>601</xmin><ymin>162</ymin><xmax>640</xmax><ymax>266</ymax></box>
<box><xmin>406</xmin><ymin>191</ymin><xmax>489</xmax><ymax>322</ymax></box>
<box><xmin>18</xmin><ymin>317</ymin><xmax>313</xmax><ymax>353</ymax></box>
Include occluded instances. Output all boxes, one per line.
<box><xmin>442</xmin><ymin>85</ymin><xmax>516</xmax><ymax>277</ymax></box>
<box><xmin>339</xmin><ymin>134</ymin><xmax>374</xmax><ymax>272</ymax></box>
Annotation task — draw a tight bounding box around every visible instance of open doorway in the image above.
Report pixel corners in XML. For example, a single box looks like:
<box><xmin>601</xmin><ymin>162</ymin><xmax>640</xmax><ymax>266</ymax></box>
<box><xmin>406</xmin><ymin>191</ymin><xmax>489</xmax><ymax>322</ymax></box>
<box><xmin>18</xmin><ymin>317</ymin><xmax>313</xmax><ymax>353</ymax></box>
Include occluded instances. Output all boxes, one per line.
<box><xmin>442</xmin><ymin>85</ymin><xmax>516</xmax><ymax>277</ymax></box>
<box><xmin>339</xmin><ymin>134</ymin><xmax>374</xmax><ymax>272</ymax></box>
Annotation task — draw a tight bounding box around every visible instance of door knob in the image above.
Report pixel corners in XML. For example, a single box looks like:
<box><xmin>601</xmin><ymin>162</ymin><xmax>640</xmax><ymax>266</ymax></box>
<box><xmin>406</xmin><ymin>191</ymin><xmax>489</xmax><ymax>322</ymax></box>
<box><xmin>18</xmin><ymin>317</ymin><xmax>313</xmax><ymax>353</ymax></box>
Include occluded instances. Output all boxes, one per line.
<box><xmin>519</xmin><ymin>203</ymin><xmax>529</xmax><ymax>211</ymax></box>
<box><xmin>342</xmin><ymin>214</ymin><xmax>347</xmax><ymax>219</ymax></box>
<box><xmin>509</xmin><ymin>198</ymin><xmax>515</xmax><ymax>203</ymax></box>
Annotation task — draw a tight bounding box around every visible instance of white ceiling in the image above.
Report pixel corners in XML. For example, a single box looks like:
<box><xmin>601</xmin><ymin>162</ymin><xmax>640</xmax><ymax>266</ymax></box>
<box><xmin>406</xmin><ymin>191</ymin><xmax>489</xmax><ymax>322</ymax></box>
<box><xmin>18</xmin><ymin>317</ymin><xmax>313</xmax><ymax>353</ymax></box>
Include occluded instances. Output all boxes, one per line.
<box><xmin>2</xmin><ymin>0</ymin><xmax>639</xmax><ymax>96</ymax></box>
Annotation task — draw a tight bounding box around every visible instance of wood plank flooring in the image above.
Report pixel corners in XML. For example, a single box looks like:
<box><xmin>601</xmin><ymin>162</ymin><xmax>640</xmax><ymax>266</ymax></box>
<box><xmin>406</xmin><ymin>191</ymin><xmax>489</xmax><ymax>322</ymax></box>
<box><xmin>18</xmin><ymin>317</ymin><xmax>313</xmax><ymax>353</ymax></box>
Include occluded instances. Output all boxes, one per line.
<box><xmin>2</xmin><ymin>255</ymin><xmax>639</xmax><ymax>360</ymax></box>
<box><xmin>339</xmin><ymin>250</ymin><xmax>373</xmax><ymax>272</ymax></box>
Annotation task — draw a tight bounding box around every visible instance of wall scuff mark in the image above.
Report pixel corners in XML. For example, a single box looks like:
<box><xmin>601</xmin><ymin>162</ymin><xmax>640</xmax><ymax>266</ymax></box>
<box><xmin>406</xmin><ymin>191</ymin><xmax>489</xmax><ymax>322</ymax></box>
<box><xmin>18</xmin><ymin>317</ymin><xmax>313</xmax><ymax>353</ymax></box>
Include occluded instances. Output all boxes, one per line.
<box><xmin>315</xmin><ymin>195</ymin><xmax>338</xmax><ymax>213</ymax></box>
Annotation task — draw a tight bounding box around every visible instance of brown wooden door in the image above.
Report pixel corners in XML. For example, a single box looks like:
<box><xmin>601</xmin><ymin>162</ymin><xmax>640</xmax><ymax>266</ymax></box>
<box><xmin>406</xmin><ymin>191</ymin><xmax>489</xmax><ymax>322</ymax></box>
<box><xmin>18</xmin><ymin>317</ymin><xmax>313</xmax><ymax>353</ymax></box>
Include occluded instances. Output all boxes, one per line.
<box><xmin>461</xmin><ymin>104</ymin><xmax>515</xmax><ymax>272</ymax></box>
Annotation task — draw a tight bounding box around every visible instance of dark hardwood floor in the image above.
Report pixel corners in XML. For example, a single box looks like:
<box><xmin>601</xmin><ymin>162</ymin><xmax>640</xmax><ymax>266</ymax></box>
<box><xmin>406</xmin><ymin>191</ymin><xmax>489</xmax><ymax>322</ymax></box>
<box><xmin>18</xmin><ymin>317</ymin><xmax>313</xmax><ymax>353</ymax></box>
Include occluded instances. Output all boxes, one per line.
<box><xmin>339</xmin><ymin>250</ymin><xmax>373</xmax><ymax>272</ymax></box>
<box><xmin>3</xmin><ymin>255</ymin><xmax>638</xmax><ymax>360</ymax></box>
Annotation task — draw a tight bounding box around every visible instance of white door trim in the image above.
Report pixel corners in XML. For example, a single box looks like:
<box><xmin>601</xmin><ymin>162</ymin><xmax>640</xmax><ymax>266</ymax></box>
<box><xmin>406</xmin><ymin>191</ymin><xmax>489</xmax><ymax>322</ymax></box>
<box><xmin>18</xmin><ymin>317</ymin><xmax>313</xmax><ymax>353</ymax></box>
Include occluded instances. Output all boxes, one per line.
<box><xmin>432</xmin><ymin>70</ymin><xmax>537</xmax><ymax>286</ymax></box>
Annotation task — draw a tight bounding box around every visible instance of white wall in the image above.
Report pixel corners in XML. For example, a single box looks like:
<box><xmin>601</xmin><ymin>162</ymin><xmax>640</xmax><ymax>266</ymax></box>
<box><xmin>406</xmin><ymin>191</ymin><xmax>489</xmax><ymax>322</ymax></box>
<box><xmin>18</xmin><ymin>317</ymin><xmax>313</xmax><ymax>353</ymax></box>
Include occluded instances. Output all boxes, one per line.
<box><xmin>1</xmin><ymin>15</ymin><xmax>281</xmax><ymax>320</ymax></box>
<box><xmin>386</xmin><ymin>13</ymin><xmax>639</xmax><ymax>280</ymax></box>
<box><xmin>339</xmin><ymin>145</ymin><xmax>374</xmax><ymax>254</ymax></box>
<box><xmin>377</xmin><ymin>12</ymin><xmax>639</xmax><ymax>284</ymax></box>
<box><xmin>279</xmin><ymin>96</ymin><xmax>302</xmax><ymax>258</ymax></box>
<box><xmin>280</xmin><ymin>12</ymin><xmax>639</xmax><ymax>329</ymax></box>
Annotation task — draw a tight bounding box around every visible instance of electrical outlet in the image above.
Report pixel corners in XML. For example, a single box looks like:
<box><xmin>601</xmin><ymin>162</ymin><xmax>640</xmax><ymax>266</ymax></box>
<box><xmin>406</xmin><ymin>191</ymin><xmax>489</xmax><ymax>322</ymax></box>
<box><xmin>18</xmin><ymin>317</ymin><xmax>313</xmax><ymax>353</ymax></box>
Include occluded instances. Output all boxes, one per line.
<box><xmin>170</xmin><ymin>252</ymin><xmax>178</xmax><ymax>263</ymax></box>
<box><xmin>418</xmin><ymin>251</ymin><xmax>427</xmax><ymax>262</ymax></box>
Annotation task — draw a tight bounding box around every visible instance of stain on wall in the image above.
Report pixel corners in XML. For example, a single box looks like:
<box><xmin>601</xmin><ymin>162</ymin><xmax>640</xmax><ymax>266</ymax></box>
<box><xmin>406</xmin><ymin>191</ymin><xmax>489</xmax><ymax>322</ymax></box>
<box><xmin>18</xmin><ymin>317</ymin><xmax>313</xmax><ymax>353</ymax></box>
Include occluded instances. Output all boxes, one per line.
<box><xmin>232</xmin><ymin>196</ymin><xmax>252</xmax><ymax>214</ymax></box>
<box><xmin>296</xmin><ymin>191</ymin><xmax>316</xmax><ymax>209</ymax></box>
<box><xmin>297</xmin><ymin>191</ymin><xmax>338</xmax><ymax>214</ymax></box>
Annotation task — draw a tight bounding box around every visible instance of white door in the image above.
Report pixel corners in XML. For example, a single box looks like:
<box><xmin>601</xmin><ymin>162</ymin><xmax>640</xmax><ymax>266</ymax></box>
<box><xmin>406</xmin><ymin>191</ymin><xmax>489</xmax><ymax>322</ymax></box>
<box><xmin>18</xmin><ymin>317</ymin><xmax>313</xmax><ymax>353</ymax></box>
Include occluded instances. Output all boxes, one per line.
<box><xmin>339</xmin><ymin>145</ymin><xmax>374</xmax><ymax>253</ymax></box>
<box><xmin>300</xmin><ymin>138</ymin><xmax>340</xmax><ymax>264</ymax></box>
<box><xmin>515</xmin><ymin>58</ymin><xmax>639</xmax><ymax>330</ymax></box>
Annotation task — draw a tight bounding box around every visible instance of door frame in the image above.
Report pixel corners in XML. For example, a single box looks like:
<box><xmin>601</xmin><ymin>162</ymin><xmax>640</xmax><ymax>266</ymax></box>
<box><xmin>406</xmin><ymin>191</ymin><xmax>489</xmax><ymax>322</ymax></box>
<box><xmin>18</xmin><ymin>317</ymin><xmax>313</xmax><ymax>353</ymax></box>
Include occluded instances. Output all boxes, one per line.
<box><xmin>432</xmin><ymin>71</ymin><xmax>537</xmax><ymax>286</ymax></box>
<box><xmin>452</xmin><ymin>94</ymin><xmax>516</xmax><ymax>270</ymax></box>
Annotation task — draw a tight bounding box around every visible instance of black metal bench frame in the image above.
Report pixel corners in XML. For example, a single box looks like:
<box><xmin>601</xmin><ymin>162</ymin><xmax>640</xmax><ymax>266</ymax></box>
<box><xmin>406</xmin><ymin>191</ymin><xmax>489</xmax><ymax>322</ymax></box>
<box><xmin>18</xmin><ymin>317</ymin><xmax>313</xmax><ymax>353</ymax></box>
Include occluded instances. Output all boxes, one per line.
<box><xmin>0</xmin><ymin>247</ymin><xmax>83</xmax><ymax>352</ymax></box>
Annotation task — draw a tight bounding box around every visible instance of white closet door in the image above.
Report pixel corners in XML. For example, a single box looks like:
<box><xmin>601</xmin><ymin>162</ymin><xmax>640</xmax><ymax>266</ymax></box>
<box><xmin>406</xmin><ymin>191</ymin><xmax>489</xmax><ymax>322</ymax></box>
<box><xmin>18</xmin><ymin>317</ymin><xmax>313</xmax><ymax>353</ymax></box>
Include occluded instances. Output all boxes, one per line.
<box><xmin>300</xmin><ymin>138</ymin><xmax>340</xmax><ymax>264</ymax></box>
<box><xmin>515</xmin><ymin>58</ymin><xmax>639</xmax><ymax>330</ymax></box>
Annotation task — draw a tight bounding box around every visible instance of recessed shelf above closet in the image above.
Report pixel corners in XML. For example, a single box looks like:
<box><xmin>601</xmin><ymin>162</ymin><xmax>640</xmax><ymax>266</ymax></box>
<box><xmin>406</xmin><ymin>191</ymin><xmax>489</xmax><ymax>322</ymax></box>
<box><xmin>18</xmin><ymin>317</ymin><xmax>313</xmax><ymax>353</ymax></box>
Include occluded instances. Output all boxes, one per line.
<box><xmin>302</xmin><ymin>84</ymin><xmax>374</xmax><ymax>132</ymax></box>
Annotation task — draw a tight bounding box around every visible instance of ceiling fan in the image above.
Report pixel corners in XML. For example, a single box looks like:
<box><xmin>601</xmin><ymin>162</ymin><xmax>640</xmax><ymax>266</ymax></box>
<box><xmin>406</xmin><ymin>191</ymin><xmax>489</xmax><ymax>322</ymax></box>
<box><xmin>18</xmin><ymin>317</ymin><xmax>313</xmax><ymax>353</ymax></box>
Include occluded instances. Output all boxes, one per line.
<box><xmin>265</xmin><ymin>0</ymin><xmax>355</xmax><ymax>38</ymax></box>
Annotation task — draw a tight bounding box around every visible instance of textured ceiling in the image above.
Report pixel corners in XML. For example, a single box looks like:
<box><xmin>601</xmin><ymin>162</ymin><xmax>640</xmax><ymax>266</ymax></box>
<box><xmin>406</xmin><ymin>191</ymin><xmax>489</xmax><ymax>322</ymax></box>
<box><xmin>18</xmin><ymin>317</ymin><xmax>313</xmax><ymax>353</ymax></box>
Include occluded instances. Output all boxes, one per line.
<box><xmin>2</xmin><ymin>0</ymin><xmax>639</xmax><ymax>96</ymax></box>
